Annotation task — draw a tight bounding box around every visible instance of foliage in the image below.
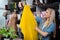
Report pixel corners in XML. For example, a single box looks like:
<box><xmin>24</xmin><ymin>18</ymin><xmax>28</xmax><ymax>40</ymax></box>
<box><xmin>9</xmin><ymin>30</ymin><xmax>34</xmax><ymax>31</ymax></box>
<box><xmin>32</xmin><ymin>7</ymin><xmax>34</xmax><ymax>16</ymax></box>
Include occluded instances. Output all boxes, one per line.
<box><xmin>0</xmin><ymin>27</ymin><xmax>17</xmax><ymax>38</ymax></box>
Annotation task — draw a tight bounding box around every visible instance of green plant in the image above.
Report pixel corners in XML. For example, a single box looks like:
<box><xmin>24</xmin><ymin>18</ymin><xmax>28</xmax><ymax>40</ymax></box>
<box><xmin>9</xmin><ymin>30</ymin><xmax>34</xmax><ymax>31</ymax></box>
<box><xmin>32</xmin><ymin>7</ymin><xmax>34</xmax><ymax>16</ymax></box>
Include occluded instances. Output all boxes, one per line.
<box><xmin>0</xmin><ymin>27</ymin><xmax>17</xmax><ymax>39</ymax></box>
<box><xmin>8</xmin><ymin>27</ymin><xmax>17</xmax><ymax>39</ymax></box>
<box><xmin>0</xmin><ymin>27</ymin><xmax>9</xmax><ymax>38</ymax></box>
<box><xmin>0</xmin><ymin>29</ymin><xmax>2</xmax><ymax>35</ymax></box>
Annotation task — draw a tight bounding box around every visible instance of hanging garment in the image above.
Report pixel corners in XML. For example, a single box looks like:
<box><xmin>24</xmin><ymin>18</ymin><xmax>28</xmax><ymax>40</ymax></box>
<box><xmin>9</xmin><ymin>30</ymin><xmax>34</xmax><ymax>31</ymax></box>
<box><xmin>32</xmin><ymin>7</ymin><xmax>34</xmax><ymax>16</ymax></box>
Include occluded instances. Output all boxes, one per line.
<box><xmin>20</xmin><ymin>5</ymin><xmax>38</xmax><ymax>40</ymax></box>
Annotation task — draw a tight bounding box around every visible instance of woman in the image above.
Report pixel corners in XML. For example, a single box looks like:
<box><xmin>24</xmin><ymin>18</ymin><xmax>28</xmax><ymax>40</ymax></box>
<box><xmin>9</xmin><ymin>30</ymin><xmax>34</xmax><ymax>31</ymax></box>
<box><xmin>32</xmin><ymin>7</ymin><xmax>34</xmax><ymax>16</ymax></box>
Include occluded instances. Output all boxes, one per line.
<box><xmin>35</xmin><ymin>8</ymin><xmax>56</xmax><ymax>40</ymax></box>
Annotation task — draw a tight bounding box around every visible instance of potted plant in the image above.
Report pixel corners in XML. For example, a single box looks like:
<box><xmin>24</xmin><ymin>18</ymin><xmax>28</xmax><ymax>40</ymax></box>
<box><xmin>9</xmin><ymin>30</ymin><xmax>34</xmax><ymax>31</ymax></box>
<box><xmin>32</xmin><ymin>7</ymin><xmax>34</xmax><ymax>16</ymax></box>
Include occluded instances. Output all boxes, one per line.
<box><xmin>8</xmin><ymin>27</ymin><xmax>17</xmax><ymax>40</ymax></box>
<box><xmin>0</xmin><ymin>27</ymin><xmax>18</xmax><ymax>40</ymax></box>
<box><xmin>0</xmin><ymin>28</ymin><xmax>3</xmax><ymax>40</ymax></box>
<box><xmin>0</xmin><ymin>27</ymin><xmax>10</xmax><ymax>40</ymax></box>
<box><xmin>8</xmin><ymin>27</ymin><xmax>23</xmax><ymax>40</ymax></box>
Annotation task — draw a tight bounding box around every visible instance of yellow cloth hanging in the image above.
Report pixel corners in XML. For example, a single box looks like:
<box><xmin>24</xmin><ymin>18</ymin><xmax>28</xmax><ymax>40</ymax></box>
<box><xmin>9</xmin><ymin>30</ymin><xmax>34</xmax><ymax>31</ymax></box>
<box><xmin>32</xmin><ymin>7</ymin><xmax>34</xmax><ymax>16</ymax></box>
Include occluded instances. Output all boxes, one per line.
<box><xmin>20</xmin><ymin>5</ymin><xmax>38</xmax><ymax>40</ymax></box>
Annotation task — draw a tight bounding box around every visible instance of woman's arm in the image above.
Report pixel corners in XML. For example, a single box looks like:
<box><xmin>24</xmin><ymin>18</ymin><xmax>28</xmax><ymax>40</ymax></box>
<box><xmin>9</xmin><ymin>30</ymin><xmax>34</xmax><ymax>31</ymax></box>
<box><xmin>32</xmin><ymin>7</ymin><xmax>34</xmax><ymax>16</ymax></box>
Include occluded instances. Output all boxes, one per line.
<box><xmin>35</xmin><ymin>23</ymin><xmax>55</xmax><ymax>37</ymax></box>
<box><xmin>35</xmin><ymin>27</ymin><xmax>48</xmax><ymax>37</ymax></box>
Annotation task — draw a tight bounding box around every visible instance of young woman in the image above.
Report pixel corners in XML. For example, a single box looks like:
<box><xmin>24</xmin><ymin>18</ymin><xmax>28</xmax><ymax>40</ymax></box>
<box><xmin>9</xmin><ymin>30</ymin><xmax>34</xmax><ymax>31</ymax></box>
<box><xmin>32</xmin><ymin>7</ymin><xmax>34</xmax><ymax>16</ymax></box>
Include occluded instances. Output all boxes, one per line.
<box><xmin>35</xmin><ymin>8</ymin><xmax>56</xmax><ymax>40</ymax></box>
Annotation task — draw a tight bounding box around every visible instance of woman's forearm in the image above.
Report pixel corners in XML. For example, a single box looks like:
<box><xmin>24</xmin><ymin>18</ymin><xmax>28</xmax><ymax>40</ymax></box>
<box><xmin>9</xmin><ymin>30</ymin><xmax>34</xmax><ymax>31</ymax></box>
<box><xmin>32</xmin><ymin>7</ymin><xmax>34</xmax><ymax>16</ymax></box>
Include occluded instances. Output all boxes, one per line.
<box><xmin>35</xmin><ymin>27</ymin><xmax>48</xmax><ymax>37</ymax></box>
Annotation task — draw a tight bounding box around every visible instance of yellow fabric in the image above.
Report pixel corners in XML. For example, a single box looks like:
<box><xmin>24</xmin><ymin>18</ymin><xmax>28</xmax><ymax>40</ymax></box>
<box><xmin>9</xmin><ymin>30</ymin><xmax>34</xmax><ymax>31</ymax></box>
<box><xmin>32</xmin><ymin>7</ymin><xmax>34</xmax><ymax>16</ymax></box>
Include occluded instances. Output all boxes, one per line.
<box><xmin>20</xmin><ymin>5</ymin><xmax>38</xmax><ymax>40</ymax></box>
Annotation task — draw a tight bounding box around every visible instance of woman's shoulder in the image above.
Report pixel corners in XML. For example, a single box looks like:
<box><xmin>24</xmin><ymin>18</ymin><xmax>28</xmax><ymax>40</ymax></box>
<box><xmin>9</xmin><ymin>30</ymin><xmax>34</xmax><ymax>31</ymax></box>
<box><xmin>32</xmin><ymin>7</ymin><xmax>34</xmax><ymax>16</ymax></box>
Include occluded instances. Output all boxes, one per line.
<box><xmin>50</xmin><ymin>22</ymin><xmax>55</xmax><ymax>27</ymax></box>
<box><xmin>48</xmin><ymin>22</ymin><xmax>55</xmax><ymax>30</ymax></box>
<box><xmin>44</xmin><ymin>22</ymin><xmax>55</xmax><ymax>33</ymax></box>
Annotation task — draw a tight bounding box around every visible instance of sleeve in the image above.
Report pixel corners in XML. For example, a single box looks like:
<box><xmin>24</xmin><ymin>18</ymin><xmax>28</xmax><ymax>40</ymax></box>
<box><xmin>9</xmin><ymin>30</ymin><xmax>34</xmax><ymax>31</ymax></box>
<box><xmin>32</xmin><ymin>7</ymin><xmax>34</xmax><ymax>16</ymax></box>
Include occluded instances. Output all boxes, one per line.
<box><xmin>36</xmin><ymin>16</ymin><xmax>42</xmax><ymax>23</ymax></box>
<box><xmin>45</xmin><ymin>23</ymin><xmax>55</xmax><ymax>34</ymax></box>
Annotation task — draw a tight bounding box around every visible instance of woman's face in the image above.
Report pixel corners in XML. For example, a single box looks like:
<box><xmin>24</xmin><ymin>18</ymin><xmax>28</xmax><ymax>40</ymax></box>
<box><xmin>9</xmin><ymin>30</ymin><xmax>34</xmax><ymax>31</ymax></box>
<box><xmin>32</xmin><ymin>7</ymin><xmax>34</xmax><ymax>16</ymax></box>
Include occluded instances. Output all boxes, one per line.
<box><xmin>43</xmin><ymin>10</ymin><xmax>51</xmax><ymax>18</ymax></box>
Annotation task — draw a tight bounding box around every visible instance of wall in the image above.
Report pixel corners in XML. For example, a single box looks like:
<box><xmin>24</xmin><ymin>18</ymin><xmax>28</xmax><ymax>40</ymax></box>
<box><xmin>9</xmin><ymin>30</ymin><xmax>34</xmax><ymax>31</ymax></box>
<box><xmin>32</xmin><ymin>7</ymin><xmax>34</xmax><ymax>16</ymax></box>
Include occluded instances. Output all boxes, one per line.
<box><xmin>0</xmin><ymin>0</ymin><xmax>8</xmax><ymax>27</ymax></box>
